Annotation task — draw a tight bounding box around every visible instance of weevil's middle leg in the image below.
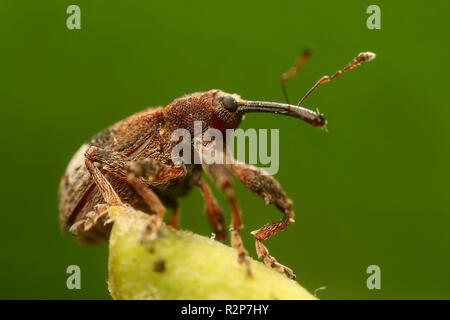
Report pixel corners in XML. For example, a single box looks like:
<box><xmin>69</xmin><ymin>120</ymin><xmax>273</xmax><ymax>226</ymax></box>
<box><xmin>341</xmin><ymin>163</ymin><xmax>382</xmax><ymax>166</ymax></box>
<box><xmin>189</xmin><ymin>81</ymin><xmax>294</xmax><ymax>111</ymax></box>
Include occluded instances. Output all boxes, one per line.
<box><xmin>199</xmin><ymin>155</ymin><xmax>252</xmax><ymax>275</ymax></box>
<box><xmin>197</xmin><ymin>179</ymin><xmax>227</xmax><ymax>243</ymax></box>
<box><xmin>231</xmin><ymin>162</ymin><xmax>296</xmax><ymax>279</ymax></box>
<box><xmin>167</xmin><ymin>202</ymin><xmax>180</xmax><ymax>229</ymax></box>
<box><xmin>126</xmin><ymin>164</ymin><xmax>168</xmax><ymax>241</ymax></box>
<box><xmin>197</xmin><ymin>141</ymin><xmax>252</xmax><ymax>275</ymax></box>
<box><xmin>224</xmin><ymin>179</ymin><xmax>251</xmax><ymax>275</ymax></box>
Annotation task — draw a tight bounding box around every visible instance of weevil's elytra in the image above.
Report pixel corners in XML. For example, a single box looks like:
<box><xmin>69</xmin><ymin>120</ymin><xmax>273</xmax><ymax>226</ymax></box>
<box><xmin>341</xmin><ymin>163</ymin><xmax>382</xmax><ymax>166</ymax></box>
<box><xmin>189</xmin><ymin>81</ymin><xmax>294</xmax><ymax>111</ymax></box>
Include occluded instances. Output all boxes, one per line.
<box><xmin>58</xmin><ymin>51</ymin><xmax>375</xmax><ymax>279</ymax></box>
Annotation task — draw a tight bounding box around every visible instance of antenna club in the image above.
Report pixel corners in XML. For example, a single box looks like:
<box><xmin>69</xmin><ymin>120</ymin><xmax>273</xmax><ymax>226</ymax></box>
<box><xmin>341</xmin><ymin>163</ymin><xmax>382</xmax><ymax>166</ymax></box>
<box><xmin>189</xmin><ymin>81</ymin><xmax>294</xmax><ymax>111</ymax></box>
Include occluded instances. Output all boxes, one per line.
<box><xmin>358</xmin><ymin>51</ymin><xmax>376</xmax><ymax>62</ymax></box>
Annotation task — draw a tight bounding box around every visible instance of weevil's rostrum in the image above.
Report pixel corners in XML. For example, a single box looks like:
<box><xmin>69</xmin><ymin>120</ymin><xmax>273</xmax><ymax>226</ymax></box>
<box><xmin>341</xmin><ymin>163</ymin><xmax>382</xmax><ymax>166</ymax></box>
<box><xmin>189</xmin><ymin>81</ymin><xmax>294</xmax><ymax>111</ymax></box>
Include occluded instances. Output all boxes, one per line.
<box><xmin>59</xmin><ymin>52</ymin><xmax>375</xmax><ymax>279</ymax></box>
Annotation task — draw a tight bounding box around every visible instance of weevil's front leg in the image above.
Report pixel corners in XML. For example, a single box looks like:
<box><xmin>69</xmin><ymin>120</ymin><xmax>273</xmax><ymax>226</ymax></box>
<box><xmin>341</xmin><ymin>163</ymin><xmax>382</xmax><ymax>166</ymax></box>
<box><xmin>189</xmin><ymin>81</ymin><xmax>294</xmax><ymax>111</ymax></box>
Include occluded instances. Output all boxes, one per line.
<box><xmin>231</xmin><ymin>162</ymin><xmax>296</xmax><ymax>279</ymax></box>
<box><xmin>197</xmin><ymin>143</ymin><xmax>252</xmax><ymax>275</ymax></box>
<box><xmin>197</xmin><ymin>179</ymin><xmax>226</xmax><ymax>243</ymax></box>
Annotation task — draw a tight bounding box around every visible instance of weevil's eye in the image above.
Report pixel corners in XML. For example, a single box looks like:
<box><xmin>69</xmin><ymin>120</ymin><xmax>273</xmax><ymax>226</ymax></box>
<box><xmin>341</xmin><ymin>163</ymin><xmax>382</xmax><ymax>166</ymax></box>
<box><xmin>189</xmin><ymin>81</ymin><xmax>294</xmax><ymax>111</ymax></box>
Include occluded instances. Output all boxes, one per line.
<box><xmin>222</xmin><ymin>95</ymin><xmax>238</xmax><ymax>112</ymax></box>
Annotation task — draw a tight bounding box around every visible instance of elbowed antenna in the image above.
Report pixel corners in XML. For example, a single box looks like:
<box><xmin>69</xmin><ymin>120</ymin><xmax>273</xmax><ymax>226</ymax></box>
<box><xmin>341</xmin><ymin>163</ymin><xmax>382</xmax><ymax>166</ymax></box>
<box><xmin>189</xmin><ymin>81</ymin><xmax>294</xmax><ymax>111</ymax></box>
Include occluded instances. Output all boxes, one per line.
<box><xmin>237</xmin><ymin>100</ymin><xmax>327</xmax><ymax>128</ymax></box>
<box><xmin>270</xmin><ymin>50</ymin><xmax>376</xmax><ymax>128</ymax></box>
<box><xmin>237</xmin><ymin>51</ymin><xmax>376</xmax><ymax>130</ymax></box>
<box><xmin>297</xmin><ymin>51</ymin><xmax>376</xmax><ymax>106</ymax></box>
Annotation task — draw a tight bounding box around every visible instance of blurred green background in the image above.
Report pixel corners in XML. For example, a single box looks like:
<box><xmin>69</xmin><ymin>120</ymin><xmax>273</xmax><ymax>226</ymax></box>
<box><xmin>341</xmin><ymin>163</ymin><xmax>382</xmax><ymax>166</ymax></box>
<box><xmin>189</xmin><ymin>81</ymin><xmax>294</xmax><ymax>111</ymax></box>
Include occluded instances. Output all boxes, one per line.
<box><xmin>1</xmin><ymin>0</ymin><xmax>449</xmax><ymax>299</ymax></box>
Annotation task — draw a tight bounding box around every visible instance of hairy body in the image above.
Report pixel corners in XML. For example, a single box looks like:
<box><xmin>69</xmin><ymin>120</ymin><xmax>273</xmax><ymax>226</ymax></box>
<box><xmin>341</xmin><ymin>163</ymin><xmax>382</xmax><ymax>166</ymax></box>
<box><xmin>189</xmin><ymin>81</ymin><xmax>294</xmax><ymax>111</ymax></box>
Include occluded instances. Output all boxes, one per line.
<box><xmin>58</xmin><ymin>89</ymin><xmax>312</xmax><ymax>279</ymax></box>
<box><xmin>58</xmin><ymin>51</ymin><xmax>375</xmax><ymax>280</ymax></box>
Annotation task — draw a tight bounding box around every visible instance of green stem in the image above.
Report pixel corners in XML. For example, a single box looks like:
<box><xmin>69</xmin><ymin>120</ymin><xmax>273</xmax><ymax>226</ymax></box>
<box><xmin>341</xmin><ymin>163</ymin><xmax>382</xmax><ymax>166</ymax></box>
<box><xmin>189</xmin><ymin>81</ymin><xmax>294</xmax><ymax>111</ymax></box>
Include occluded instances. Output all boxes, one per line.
<box><xmin>108</xmin><ymin>206</ymin><xmax>316</xmax><ymax>300</ymax></box>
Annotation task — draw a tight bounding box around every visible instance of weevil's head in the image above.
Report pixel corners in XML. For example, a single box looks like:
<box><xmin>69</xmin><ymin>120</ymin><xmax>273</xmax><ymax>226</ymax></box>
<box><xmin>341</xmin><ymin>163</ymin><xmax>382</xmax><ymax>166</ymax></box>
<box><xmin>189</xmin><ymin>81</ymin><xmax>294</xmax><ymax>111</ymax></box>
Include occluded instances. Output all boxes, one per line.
<box><xmin>165</xmin><ymin>89</ymin><xmax>326</xmax><ymax>135</ymax></box>
<box><xmin>207</xmin><ymin>89</ymin><xmax>327</xmax><ymax>131</ymax></box>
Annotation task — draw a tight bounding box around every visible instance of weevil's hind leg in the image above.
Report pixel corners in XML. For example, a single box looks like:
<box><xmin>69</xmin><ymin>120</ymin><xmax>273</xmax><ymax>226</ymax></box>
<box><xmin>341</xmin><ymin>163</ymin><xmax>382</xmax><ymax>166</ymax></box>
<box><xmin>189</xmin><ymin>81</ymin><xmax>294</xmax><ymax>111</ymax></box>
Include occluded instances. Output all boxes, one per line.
<box><xmin>83</xmin><ymin>146</ymin><xmax>185</xmax><ymax>239</ymax></box>
<box><xmin>69</xmin><ymin>204</ymin><xmax>110</xmax><ymax>234</ymax></box>
<box><xmin>197</xmin><ymin>179</ymin><xmax>227</xmax><ymax>243</ymax></box>
<box><xmin>231</xmin><ymin>162</ymin><xmax>296</xmax><ymax>279</ymax></box>
<box><xmin>85</xmin><ymin>155</ymin><xmax>123</xmax><ymax>206</ymax></box>
<box><xmin>280</xmin><ymin>48</ymin><xmax>312</xmax><ymax>104</ymax></box>
<box><xmin>82</xmin><ymin>204</ymin><xmax>110</xmax><ymax>232</ymax></box>
<box><xmin>69</xmin><ymin>152</ymin><xmax>125</xmax><ymax>235</ymax></box>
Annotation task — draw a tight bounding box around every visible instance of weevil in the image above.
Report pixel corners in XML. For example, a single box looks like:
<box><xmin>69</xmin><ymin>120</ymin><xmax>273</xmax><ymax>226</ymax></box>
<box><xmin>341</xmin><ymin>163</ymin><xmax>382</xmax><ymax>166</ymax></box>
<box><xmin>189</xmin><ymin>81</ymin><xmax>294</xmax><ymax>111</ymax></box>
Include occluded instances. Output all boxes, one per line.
<box><xmin>59</xmin><ymin>51</ymin><xmax>375</xmax><ymax>279</ymax></box>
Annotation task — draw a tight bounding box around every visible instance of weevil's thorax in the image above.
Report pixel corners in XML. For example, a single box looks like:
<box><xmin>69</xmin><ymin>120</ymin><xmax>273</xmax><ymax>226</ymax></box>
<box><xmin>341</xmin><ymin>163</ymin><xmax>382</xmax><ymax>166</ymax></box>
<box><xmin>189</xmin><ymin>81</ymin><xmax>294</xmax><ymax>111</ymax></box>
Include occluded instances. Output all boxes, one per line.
<box><xmin>163</xmin><ymin>90</ymin><xmax>243</xmax><ymax>136</ymax></box>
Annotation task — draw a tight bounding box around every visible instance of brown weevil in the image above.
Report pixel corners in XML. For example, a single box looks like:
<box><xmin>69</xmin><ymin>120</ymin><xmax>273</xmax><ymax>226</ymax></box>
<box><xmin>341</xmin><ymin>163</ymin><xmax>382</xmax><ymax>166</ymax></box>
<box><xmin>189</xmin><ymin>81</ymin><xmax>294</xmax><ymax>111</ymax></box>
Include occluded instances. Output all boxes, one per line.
<box><xmin>59</xmin><ymin>51</ymin><xmax>375</xmax><ymax>279</ymax></box>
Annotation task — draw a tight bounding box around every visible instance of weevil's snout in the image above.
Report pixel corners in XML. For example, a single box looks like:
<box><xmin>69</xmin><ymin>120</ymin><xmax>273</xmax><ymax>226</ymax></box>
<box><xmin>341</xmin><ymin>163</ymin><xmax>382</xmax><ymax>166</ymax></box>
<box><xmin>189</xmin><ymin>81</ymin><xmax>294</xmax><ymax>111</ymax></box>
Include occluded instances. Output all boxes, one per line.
<box><xmin>308</xmin><ymin>112</ymin><xmax>327</xmax><ymax>129</ymax></box>
<box><xmin>209</xmin><ymin>90</ymin><xmax>326</xmax><ymax>130</ymax></box>
<box><xmin>236</xmin><ymin>100</ymin><xmax>327</xmax><ymax>129</ymax></box>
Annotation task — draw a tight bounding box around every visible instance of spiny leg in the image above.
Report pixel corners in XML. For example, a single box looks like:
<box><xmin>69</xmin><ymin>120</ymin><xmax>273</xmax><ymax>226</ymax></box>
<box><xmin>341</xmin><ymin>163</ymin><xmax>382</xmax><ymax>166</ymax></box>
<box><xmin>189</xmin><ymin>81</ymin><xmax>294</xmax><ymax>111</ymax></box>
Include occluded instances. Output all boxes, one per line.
<box><xmin>84</xmin><ymin>146</ymin><xmax>184</xmax><ymax>238</ymax></box>
<box><xmin>231</xmin><ymin>162</ymin><xmax>296</xmax><ymax>279</ymax></box>
<box><xmin>197</xmin><ymin>179</ymin><xmax>227</xmax><ymax>243</ymax></box>
<box><xmin>85</xmin><ymin>151</ymin><xmax>123</xmax><ymax>206</ymax></box>
<box><xmin>82</xmin><ymin>204</ymin><xmax>110</xmax><ymax>231</ymax></box>
<box><xmin>87</xmin><ymin>145</ymin><xmax>185</xmax><ymax>182</ymax></box>
<box><xmin>167</xmin><ymin>202</ymin><xmax>180</xmax><ymax>229</ymax></box>
<box><xmin>69</xmin><ymin>150</ymin><xmax>125</xmax><ymax>235</ymax></box>
<box><xmin>298</xmin><ymin>51</ymin><xmax>376</xmax><ymax>106</ymax></box>
<box><xmin>126</xmin><ymin>170</ymin><xmax>167</xmax><ymax>241</ymax></box>
<box><xmin>280</xmin><ymin>47</ymin><xmax>312</xmax><ymax>104</ymax></box>
<box><xmin>209</xmin><ymin>165</ymin><xmax>251</xmax><ymax>275</ymax></box>
<box><xmin>197</xmin><ymin>142</ymin><xmax>252</xmax><ymax>276</ymax></box>
<box><xmin>252</xmin><ymin>218</ymin><xmax>295</xmax><ymax>279</ymax></box>
<box><xmin>69</xmin><ymin>203</ymin><xmax>110</xmax><ymax>234</ymax></box>
<box><xmin>126</xmin><ymin>158</ymin><xmax>188</xmax><ymax>240</ymax></box>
